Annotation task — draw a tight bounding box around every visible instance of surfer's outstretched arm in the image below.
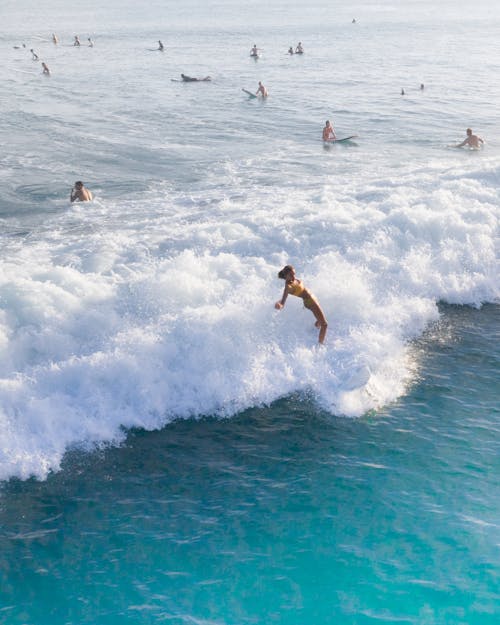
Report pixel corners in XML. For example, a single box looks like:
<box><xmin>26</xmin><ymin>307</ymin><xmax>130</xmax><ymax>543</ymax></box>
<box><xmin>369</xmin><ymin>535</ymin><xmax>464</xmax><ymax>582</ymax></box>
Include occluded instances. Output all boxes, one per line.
<box><xmin>275</xmin><ymin>287</ymin><xmax>288</xmax><ymax>310</ymax></box>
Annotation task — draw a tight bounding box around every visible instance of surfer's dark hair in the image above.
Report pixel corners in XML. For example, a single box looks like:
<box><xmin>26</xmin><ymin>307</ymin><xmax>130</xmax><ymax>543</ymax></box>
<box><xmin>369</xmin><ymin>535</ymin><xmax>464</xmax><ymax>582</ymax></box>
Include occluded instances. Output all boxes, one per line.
<box><xmin>278</xmin><ymin>265</ymin><xmax>294</xmax><ymax>279</ymax></box>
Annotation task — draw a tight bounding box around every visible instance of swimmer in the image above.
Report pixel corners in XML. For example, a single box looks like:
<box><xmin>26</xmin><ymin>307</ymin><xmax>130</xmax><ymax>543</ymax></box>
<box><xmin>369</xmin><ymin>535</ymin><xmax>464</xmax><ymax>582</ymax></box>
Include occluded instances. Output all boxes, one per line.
<box><xmin>42</xmin><ymin>62</ymin><xmax>50</xmax><ymax>75</ymax></box>
<box><xmin>74</xmin><ymin>35</ymin><xmax>81</xmax><ymax>46</ymax></box>
<box><xmin>158</xmin><ymin>40</ymin><xmax>164</xmax><ymax>51</ymax></box>
<box><xmin>180</xmin><ymin>73</ymin><xmax>211</xmax><ymax>82</ymax></box>
<box><xmin>88</xmin><ymin>37</ymin><xmax>94</xmax><ymax>47</ymax></box>
<box><xmin>30</xmin><ymin>49</ymin><xmax>39</xmax><ymax>60</ymax></box>
<box><xmin>295</xmin><ymin>42</ymin><xmax>304</xmax><ymax>54</ymax></box>
<box><xmin>70</xmin><ymin>181</ymin><xmax>93</xmax><ymax>202</ymax></box>
<box><xmin>52</xmin><ymin>33</ymin><xmax>58</xmax><ymax>44</ymax></box>
<box><xmin>250</xmin><ymin>44</ymin><xmax>259</xmax><ymax>56</ymax></box>
<box><xmin>420</xmin><ymin>83</ymin><xmax>425</xmax><ymax>90</ymax></box>
<box><xmin>401</xmin><ymin>88</ymin><xmax>405</xmax><ymax>95</ymax></box>
<box><xmin>457</xmin><ymin>128</ymin><xmax>484</xmax><ymax>149</ymax></box>
<box><xmin>275</xmin><ymin>265</ymin><xmax>328</xmax><ymax>345</ymax></box>
<box><xmin>256</xmin><ymin>81</ymin><xmax>268</xmax><ymax>97</ymax></box>
<box><xmin>288</xmin><ymin>46</ymin><xmax>294</xmax><ymax>55</ymax></box>
<box><xmin>322</xmin><ymin>120</ymin><xmax>336</xmax><ymax>141</ymax></box>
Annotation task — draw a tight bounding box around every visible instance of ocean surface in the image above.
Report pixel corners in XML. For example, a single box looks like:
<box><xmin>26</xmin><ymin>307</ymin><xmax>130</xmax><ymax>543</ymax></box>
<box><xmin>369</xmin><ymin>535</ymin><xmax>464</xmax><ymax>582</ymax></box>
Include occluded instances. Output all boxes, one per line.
<box><xmin>1</xmin><ymin>0</ymin><xmax>499</xmax><ymax>623</ymax></box>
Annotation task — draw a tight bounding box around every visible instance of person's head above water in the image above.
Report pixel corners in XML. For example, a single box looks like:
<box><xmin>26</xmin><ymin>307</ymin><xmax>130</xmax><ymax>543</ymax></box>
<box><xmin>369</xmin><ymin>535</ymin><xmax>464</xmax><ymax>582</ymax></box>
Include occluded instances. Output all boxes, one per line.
<box><xmin>278</xmin><ymin>265</ymin><xmax>295</xmax><ymax>280</ymax></box>
<box><xmin>74</xmin><ymin>181</ymin><xmax>83</xmax><ymax>189</ymax></box>
<box><xmin>466</xmin><ymin>128</ymin><xmax>472</xmax><ymax>136</ymax></box>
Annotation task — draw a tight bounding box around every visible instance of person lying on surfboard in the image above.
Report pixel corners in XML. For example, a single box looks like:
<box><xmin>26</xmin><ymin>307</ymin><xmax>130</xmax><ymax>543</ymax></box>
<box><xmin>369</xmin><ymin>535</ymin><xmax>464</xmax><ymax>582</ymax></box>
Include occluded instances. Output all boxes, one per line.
<box><xmin>322</xmin><ymin>120</ymin><xmax>336</xmax><ymax>141</ymax></box>
<box><xmin>181</xmin><ymin>74</ymin><xmax>211</xmax><ymax>82</ymax></box>
<box><xmin>275</xmin><ymin>265</ymin><xmax>328</xmax><ymax>345</ymax></box>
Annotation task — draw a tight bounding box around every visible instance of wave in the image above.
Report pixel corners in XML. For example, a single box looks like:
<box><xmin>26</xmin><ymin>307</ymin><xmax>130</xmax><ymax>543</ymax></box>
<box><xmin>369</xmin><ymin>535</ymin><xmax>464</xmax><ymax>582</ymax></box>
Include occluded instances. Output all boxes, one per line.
<box><xmin>0</xmin><ymin>157</ymin><xmax>498</xmax><ymax>480</ymax></box>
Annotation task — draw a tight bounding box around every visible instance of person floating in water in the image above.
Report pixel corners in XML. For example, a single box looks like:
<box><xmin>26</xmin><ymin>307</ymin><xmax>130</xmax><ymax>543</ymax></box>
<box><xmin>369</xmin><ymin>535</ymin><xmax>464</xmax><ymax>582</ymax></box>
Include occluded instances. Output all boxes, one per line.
<box><xmin>275</xmin><ymin>265</ymin><xmax>328</xmax><ymax>344</ymax></box>
<box><xmin>295</xmin><ymin>42</ymin><xmax>304</xmax><ymax>54</ymax></box>
<box><xmin>42</xmin><ymin>62</ymin><xmax>50</xmax><ymax>75</ymax></box>
<box><xmin>322</xmin><ymin>120</ymin><xmax>336</xmax><ymax>141</ymax></box>
<box><xmin>70</xmin><ymin>181</ymin><xmax>93</xmax><ymax>202</ymax></box>
<box><xmin>88</xmin><ymin>37</ymin><xmax>94</xmax><ymax>47</ymax></box>
<box><xmin>30</xmin><ymin>49</ymin><xmax>39</xmax><ymax>60</ymax></box>
<box><xmin>288</xmin><ymin>46</ymin><xmax>294</xmax><ymax>55</ymax></box>
<box><xmin>180</xmin><ymin>73</ymin><xmax>211</xmax><ymax>82</ymax></box>
<box><xmin>74</xmin><ymin>35</ymin><xmax>81</xmax><ymax>46</ymax></box>
<box><xmin>158</xmin><ymin>40</ymin><xmax>164</xmax><ymax>51</ymax></box>
<box><xmin>256</xmin><ymin>81</ymin><xmax>268</xmax><ymax>97</ymax></box>
<box><xmin>456</xmin><ymin>128</ymin><xmax>484</xmax><ymax>149</ymax></box>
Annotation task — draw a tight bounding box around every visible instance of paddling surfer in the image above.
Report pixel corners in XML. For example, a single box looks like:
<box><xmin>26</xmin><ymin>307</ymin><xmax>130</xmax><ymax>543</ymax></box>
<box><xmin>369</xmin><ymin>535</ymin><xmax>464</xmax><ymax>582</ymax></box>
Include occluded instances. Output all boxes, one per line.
<box><xmin>180</xmin><ymin>74</ymin><xmax>211</xmax><ymax>82</ymax></box>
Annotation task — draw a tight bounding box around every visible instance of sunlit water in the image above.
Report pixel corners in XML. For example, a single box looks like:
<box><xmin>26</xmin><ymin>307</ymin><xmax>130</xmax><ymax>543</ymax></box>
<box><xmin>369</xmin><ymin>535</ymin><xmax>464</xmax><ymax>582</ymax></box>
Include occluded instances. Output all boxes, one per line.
<box><xmin>1</xmin><ymin>0</ymin><xmax>499</xmax><ymax>623</ymax></box>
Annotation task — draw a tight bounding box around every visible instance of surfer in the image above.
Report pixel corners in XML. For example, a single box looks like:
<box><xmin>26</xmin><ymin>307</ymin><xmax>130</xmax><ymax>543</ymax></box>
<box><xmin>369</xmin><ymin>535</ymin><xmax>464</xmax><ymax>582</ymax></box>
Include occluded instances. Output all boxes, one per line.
<box><xmin>42</xmin><ymin>62</ymin><xmax>50</xmax><ymax>75</ymax></box>
<box><xmin>180</xmin><ymin>74</ymin><xmax>211</xmax><ymax>82</ymax></box>
<box><xmin>275</xmin><ymin>265</ymin><xmax>328</xmax><ymax>345</ymax></box>
<box><xmin>158</xmin><ymin>40</ymin><xmax>164</xmax><ymax>51</ymax></box>
<box><xmin>295</xmin><ymin>42</ymin><xmax>304</xmax><ymax>54</ymax></box>
<box><xmin>322</xmin><ymin>120</ymin><xmax>336</xmax><ymax>141</ymax></box>
<box><xmin>74</xmin><ymin>35</ymin><xmax>81</xmax><ymax>46</ymax></box>
<box><xmin>256</xmin><ymin>81</ymin><xmax>268</xmax><ymax>97</ymax></box>
<box><xmin>70</xmin><ymin>181</ymin><xmax>93</xmax><ymax>202</ymax></box>
<box><xmin>30</xmin><ymin>49</ymin><xmax>39</xmax><ymax>61</ymax></box>
<box><xmin>456</xmin><ymin>128</ymin><xmax>484</xmax><ymax>149</ymax></box>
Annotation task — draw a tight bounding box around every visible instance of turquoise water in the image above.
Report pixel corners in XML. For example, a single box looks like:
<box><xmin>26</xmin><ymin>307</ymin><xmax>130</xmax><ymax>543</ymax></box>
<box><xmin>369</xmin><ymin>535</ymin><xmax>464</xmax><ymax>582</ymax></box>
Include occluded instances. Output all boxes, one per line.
<box><xmin>1</xmin><ymin>0</ymin><xmax>499</xmax><ymax>622</ymax></box>
<box><xmin>1</xmin><ymin>304</ymin><xmax>499</xmax><ymax>624</ymax></box>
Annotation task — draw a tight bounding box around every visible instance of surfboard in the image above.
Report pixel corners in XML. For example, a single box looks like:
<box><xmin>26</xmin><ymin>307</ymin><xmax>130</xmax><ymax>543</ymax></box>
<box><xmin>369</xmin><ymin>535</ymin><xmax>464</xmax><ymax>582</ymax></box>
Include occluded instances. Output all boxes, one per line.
<box><xmin>325</xmin><ymin>135</ymin><xmax>358</xmax><ymax>143</ymax></box>
<box><xmin>242</xmin><ymin>88</ymin><xmax>257</xmax><ymax>98</ymax></box>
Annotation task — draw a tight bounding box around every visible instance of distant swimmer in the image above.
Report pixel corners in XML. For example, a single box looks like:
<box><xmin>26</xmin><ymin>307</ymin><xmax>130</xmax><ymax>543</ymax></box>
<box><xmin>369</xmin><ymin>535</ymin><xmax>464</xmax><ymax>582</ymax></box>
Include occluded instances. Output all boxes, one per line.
<box><xmin>295</xmin><ymin>42</ymin><xmax>304</xmax><ymax>54</ymax></box>
<box><xmin>158</xmin><ymin>40</ymin><xmax>164</xmax><ymax>51</ymax></box>
<box><xmin>70</xmin><ymin>181</ymin><xmax>93</xmax><ymax>202</ymax></box>
<box><xmin>401</xmin><ymin>88</ymin><xmax>405</xmax><ymax>95</ymax></box>
<box><xmin>180</xmin><ymin>73</ymin><xmax>211</xmax><ymax>82</ymax></box>
<box><xmin>250</xmin><ymin>44</ymin><xmax>259</xmax><ymax>56</ymax></box>
<box><xmin>88</xmin><ymin>37</ymin><xmax>94</xmax><ymax>47</ymax></box>
<box><xmin>275</xmin><ymin>265</ymin><xmax>328</xmax><ymax>345</ymax></box>
<box><xmin>288</xmin><ymin>46</ymin><xmax>294</xmax><ymax>55</ymax></box>
<box><xmin>52</xmin><ymin>33</ymin><xmax>58</xmax><ymax>44</ymax></box>
<box><xmin>420</xmin><ymin>83</ymin><xmax>425</xmax><ymax>90</ymax></box>
<box><xmin>42</xmin><ymin>62</ymin><xmax>50</xmax><ymax>75</ymax></box>
<box><xmin>456</xmin><ymin>128</ymin><xmax>484</xmax><ymax>149</ymax></box>
<box><xmin>322</xmin><ymin>120</ymin><xmax>336</xmax><ymax>141</ymax></box>
<box><xmin>256</xmin><ymin>81</ymin><xmax>268</xmax><ymax>97</ymax></box>
<box><xmin>74</xmin><ymin>35</ymin><xmax>81</xmax><ymax>46</ymax></box>
<box><xmin>352</xmin><ymin>18</ymin><xmax>356</xmax><ymax>23</ymax></box>
<box><xmin>30</xmin><ymin>49</ymin><xmax>39</xmax><ymax>60</ymax></box>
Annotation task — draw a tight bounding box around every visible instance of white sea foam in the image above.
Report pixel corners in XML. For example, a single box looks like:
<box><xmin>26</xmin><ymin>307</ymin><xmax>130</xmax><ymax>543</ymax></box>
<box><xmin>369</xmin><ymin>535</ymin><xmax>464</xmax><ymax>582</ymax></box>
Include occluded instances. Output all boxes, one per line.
<box><xmin>0</xmin><ymin>155</ymin><xmax>498</xmax><ymax>480</ymax></box>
